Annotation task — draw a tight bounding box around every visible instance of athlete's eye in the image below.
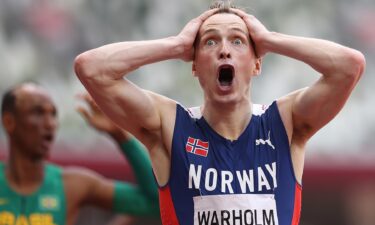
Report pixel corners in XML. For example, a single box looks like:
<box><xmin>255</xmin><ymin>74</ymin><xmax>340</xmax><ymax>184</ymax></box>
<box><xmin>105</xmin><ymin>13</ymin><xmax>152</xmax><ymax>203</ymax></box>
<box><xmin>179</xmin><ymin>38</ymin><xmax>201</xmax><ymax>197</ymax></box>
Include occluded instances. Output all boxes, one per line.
<box><xmin>206</xmin><ymin>39</ymin><xmax>216</xmax><ymax>46</ymax></box>
<box><xmin>233</xmin><ymin>38</ymin><xmax>243</xmax><ymax>45</ymax></box>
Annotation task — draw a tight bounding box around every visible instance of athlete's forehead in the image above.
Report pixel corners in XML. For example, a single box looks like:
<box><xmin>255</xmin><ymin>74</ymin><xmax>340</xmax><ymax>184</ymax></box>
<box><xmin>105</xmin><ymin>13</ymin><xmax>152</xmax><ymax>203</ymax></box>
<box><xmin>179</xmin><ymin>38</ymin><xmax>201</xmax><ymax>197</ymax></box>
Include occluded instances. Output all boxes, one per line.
<box><xmin>199</xmin><ymin>13</ymin><xmax>248</xmax><ymax>36</ymax></box>
<box><xmin>14</xmin><ymin>84</ymin><xmax>56</xmax><ymax>113</ymax></box>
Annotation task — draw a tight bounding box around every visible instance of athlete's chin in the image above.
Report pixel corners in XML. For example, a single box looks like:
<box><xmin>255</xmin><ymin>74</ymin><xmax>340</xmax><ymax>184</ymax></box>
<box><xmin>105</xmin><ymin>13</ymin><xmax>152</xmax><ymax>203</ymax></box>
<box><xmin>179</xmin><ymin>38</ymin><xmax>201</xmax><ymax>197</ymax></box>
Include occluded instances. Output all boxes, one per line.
<box><xmin>206</xmin><ymin>87</ymin><xmax>245</xmax><ymax>106</ymax></box>
<box><xmin>211</xmin><ymin>94</ymin><xmax>242</xmax><ymax>106</ymax></box>
<box><xmin>29</xmin><ymin>153</ymin><xmax>49</xmax><ymax>161</ymax></box>
<box><xmin>33</xmin><ymin>146</ymin><xmax>51</xmax><ymax>160</ymax></box>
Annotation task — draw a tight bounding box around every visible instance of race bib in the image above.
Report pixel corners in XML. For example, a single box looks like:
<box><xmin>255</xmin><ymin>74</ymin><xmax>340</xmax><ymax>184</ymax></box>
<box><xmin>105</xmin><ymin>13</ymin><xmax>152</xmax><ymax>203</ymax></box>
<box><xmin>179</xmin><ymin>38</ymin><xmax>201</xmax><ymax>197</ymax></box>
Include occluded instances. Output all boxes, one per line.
<box><xmin>193</xmin><ymin>194</ymin><xmax>279</xmax><ymax>225</ymax></box>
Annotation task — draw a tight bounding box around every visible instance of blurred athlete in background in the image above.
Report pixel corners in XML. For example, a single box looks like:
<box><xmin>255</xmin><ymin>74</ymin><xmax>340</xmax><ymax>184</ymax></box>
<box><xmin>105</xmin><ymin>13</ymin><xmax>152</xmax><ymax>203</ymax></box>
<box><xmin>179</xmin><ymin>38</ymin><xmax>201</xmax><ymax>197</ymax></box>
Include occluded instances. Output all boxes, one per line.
<box><xmin>0</xmin><ymin>83</ymin><xmax>159</xmax><ymax>225</ymax></box>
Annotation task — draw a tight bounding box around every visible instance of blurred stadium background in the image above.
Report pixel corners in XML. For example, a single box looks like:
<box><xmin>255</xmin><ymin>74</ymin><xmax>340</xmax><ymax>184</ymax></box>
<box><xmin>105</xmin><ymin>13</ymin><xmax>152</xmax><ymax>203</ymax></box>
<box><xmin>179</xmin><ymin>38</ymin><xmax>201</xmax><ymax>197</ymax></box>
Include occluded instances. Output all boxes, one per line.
<box><xmin>0</xmin><ymin>0</ymin><xmax>374</xmax><ymax>224</ymax></box>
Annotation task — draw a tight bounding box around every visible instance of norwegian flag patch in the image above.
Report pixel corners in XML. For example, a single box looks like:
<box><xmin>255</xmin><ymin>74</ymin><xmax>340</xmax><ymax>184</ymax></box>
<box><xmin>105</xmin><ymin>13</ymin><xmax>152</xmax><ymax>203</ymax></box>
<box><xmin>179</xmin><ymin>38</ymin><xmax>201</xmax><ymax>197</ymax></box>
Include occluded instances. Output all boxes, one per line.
<box><xmin>185</xmin><ymin>137</ymin><xmax>209</xmax><ymax>157</ymax></box>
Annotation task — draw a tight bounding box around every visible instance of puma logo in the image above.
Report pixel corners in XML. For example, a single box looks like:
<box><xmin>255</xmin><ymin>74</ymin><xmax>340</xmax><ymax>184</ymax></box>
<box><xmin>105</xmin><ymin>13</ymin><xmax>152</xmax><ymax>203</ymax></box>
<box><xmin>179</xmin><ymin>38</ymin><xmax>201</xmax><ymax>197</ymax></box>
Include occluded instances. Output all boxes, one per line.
<box><xmin>255</xmin><ymin>131</ymin><xmax>275</xmax><ymax>150</ymax></box>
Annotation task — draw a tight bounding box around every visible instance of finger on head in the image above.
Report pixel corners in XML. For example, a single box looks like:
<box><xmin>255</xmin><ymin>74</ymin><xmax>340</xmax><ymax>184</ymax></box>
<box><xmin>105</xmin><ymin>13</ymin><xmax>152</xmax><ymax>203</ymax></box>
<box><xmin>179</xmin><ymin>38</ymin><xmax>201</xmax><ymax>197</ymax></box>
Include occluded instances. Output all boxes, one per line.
<box><xmin>199</xmin><ymin>8</ymin><xmax>219</xmax><ymax>21</ymax></box>
<box><xmin>229</xmin><ymin>8</ymin><xmax>247</xmax><ymax>18</ymax></box>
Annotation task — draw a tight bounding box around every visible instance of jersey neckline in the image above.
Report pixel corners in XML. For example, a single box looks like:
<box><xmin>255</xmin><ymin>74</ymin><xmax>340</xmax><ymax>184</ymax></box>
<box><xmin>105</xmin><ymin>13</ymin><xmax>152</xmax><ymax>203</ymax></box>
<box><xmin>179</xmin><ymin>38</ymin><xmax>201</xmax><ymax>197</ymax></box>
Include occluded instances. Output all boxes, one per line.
<box><xmin>0</xmin><ymin>162</ymin><xmax>49</xmax><ymax>198</ymax></box>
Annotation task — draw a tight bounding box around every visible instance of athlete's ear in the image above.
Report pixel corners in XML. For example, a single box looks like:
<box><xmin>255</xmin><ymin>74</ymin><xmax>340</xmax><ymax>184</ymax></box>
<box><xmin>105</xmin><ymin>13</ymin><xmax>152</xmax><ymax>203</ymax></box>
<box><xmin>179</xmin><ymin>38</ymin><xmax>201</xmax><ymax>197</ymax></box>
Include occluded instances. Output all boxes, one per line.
<box><xmin>252</xmin><ymin>57</ymin><xmax>262</xmax><ymax>76</ymax></box>
<box><xmin>2</xmin><ymin>112</ymin><xmax>15</xmax><ymax>134</ymax></box>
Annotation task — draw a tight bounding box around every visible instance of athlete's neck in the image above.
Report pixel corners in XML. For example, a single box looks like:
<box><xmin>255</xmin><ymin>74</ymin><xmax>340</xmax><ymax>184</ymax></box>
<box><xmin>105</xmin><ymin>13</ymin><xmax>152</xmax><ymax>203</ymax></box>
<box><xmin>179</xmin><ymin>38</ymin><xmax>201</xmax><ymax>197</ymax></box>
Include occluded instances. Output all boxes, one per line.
<box><xmin>202</xmin><ymin>100</ymin><xmax>252</xmax><ymax>141</ymax></box>
<box><xmin>6</xmin><ymin>146</ymin><xmax>45</xmax><ymax>195</ymax></box>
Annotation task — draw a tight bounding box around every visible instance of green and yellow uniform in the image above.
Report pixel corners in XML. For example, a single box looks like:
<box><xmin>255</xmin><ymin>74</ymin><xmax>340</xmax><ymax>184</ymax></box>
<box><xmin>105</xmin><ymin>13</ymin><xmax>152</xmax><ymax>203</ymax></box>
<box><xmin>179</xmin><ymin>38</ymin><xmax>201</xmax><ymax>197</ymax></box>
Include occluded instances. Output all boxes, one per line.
<box><xmin>0</xmin><ymin>163</ymin><xmax>66</xmax><ymax>225</ymax></box>
<box><xmin>0</xmin><ymin>137</ymin><xmax>159</xmax><ymax>225</ymax></box>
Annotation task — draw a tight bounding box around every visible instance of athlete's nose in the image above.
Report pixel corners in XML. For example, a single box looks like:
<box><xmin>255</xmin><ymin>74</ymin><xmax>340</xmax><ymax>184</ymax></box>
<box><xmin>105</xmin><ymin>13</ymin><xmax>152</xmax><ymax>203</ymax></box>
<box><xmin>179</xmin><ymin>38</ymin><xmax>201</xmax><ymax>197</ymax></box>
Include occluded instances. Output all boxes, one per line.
<box><xmin>44</xmin><ymin>113</ymin><xmax>58</xmax><ymax>132</ymax></box>
<box><xmin>219</xmin><ymin>41</ymin><xmax>231</xmax><ymax>59</ymax></box>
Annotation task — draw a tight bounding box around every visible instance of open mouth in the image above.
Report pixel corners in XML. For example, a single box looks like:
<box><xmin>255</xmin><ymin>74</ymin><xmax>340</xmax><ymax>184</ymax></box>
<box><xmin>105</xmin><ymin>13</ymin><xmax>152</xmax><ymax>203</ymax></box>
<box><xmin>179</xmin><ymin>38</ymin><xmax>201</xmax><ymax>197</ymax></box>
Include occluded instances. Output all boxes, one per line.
<box><xmin>218</xmin><ymin>65</ymin><xmax>234</xmax><ymax>87</ymax></box>
<box><xmin>43</xmin><ymin>133</ymin><xmax>54</xmax><ymax>143</ymax></box>
<box><xmin>39</xmin><ymin>133</ymin><xmax>54</xmax><ymax>152</ymax></box>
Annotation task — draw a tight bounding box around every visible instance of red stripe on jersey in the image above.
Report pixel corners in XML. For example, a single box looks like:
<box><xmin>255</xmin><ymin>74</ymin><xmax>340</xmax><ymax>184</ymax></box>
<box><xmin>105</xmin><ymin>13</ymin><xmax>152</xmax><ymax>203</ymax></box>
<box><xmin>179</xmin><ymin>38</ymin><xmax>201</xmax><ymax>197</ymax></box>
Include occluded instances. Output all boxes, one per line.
<box><xmin>159</xmin><ymin>186</ymin><xmax>180</xmax><ymax>225</ymax></box>
<box><xmin>291</xmin><ymin>184</ymin><xmax>302</xmax><ymax>225</ymax></box>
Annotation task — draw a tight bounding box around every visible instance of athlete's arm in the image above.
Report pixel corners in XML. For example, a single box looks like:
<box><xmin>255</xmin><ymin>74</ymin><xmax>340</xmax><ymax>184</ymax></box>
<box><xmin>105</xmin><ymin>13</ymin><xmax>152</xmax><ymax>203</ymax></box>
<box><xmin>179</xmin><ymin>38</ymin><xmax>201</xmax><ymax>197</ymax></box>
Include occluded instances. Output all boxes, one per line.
<box><xmin>64</xmin><ymin>168</ymin><xmax>159</xmax><ymax>216</ymax></box>
<box><xmin>74</xmin><ymin>9</ymin><xmax>218</xmax><ymax>185</ymax></box>
<box><xmin>232</xmin><ymin>9</ymin><xmax>365</xmax><ymax>181</ymax></box>
<box><xmin>76</xmin><ymin>93</ymin><xmax>158</xmax><ymax>201</ymax></box>
<box><xmin>264</xmin><ymin>35</ymin><xmax>363</xmax><ymax>139</ymax></box>
<box><xmin>233</xmin><ymin>9</ymin><xmax>365</xmax><ymax>141</ymax></box>
<box><xmin>74</xmin><ymin>9</ymin><xmax>218</xmax><ymax>137</ymax></box>
<box><xmin>117</xmin><ymin>137</ymin><xmax>158</xmax><ymax>200</ymax></box>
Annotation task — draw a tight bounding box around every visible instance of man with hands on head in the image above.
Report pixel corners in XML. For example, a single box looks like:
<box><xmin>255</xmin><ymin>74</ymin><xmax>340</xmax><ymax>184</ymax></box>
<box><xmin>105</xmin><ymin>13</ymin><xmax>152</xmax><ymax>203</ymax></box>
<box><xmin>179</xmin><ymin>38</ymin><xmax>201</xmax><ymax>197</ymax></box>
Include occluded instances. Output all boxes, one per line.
<box><xmin>0</xmin><ymin>83</ymin><xmax>159</xmax><ymax>225</ymax></box>
<box><xmin>74</xmin><ymin>1</ymin><xmax>365</xmax><ymax>224</ymax></box>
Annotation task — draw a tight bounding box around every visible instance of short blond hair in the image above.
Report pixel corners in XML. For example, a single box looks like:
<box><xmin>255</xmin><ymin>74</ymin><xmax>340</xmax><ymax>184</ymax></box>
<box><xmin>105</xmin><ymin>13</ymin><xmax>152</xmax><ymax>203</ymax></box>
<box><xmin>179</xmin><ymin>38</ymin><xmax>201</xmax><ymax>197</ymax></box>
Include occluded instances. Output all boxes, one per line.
<box><xmin>209</xmin><ymin>0</ymin><xmax>243</xmax><ymax>12</ymax></box>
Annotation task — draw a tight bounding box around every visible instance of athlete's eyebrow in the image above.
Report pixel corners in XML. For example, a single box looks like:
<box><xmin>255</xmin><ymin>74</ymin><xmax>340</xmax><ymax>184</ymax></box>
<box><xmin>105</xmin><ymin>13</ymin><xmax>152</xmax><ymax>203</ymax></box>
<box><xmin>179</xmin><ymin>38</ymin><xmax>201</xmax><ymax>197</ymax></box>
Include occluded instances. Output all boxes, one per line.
<box><xmin>196</xmin><ymin>26</ymin><xmax>249</xmax><ymax>46</ymax></box>
<box><xmin>229</xmin><ymin>27</ymin><xmax>248</xmax><ymax>36</ymax></box>
<box><xmin>201</xmin><ymin>28</ymin><xmax>220</xmax><ymax>37</ymax></box>
<box><xmin>200</xmin><ymin>27</ymin><xmax>248</xmax><ymax>38</ymax></box>
<box><xmin>195</xmin><ymin>28</ymin><xmax>219</xmax><ymax>46</ymax></box>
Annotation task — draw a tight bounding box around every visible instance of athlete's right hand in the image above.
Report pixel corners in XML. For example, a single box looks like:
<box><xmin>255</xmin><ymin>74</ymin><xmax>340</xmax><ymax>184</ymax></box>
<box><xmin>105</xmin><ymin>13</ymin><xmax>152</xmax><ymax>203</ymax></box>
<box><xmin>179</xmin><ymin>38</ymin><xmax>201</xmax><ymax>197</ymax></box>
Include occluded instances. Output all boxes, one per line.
<box><xmin>176</xmin><ymin>9</ymin><xmax>218</xmax><ymax>62</ymax></box>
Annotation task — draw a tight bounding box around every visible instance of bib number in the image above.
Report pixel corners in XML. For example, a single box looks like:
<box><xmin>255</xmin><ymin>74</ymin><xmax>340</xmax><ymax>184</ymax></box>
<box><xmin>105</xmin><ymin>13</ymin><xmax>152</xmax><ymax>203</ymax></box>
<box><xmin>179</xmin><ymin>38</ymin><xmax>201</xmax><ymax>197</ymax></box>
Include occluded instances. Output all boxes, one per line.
<box><xmin>193</xmin><ymin>194</ymin><xmax>279</xmax><ymax>225</ymax></box>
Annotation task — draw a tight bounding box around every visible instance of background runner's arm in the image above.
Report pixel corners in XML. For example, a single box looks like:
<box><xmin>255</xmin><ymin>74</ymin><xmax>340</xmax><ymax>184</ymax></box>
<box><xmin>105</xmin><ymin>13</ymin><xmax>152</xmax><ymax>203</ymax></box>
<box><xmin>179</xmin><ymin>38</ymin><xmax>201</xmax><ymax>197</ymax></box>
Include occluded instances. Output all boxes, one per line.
<box><xmin>76</xmin><ymin>93</ymin><xmax>158</xmax><ymax>201</ymax></box>
<box><xmin>118</xmin><ymin>137</ymin><xmax>158</xmax><ymax>201</ymax></box>
<box><xmin>113</xmin><ymin>181</ymin><xmax>159</xmax><ymax>216</ymax></box>
<box><xmin>65</xmin><ymin>168</ymin><xmax>159</xmax><ymax>216</ymax></box>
